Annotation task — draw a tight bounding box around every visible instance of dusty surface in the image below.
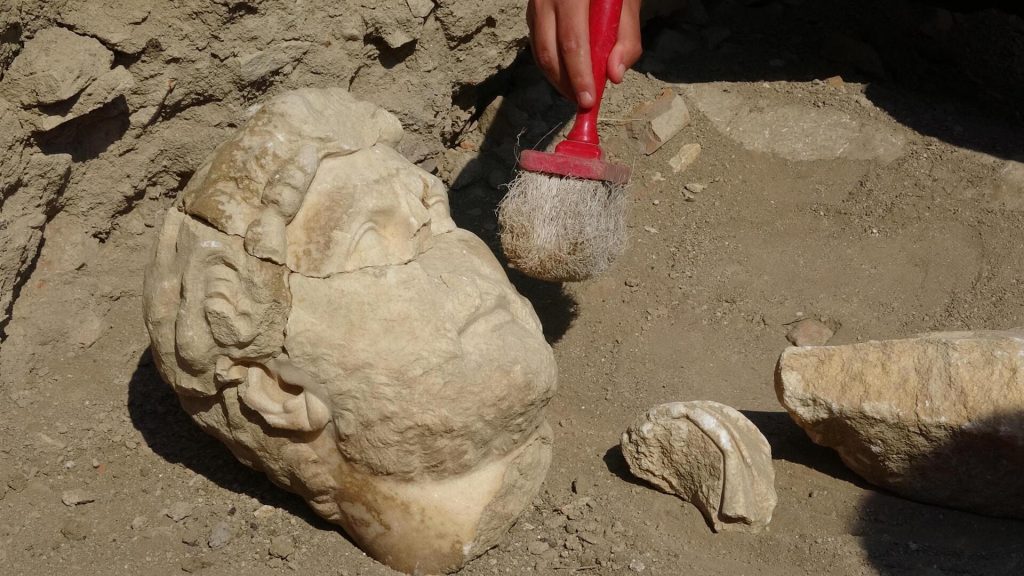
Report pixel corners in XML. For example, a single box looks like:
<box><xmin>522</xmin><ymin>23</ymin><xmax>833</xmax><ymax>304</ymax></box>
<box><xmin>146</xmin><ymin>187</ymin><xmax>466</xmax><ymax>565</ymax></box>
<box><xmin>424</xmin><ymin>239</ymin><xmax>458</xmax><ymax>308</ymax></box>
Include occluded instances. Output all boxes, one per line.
<box><xmin>777</xmin><ymin>330</ymin><xmax>1024</xmax><ymax>519</ymax></box>
<box><xmin>2</xmin><ymin>1</ymin><xmax>1024</xmax><ymax>575</ymax></box>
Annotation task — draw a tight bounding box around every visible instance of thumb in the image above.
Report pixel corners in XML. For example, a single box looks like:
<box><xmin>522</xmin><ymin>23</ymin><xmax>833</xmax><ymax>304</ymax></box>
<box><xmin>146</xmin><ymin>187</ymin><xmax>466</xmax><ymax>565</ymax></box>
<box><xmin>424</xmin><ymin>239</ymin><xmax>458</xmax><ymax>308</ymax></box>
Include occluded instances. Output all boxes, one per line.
<box><xmin>607</xmin><ymin>0</ymin><xmax>642</xmax><ymax>84</ymax></box>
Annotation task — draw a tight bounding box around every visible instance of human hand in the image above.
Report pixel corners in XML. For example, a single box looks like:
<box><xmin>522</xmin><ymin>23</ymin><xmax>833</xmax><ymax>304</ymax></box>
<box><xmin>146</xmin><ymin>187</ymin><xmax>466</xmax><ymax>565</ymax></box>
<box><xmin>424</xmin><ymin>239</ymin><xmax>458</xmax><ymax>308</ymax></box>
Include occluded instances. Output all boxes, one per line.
<box><xmin>527</xmin><ymin>0</ymin><xmax>642</xmax><ymax>108</ymax></box>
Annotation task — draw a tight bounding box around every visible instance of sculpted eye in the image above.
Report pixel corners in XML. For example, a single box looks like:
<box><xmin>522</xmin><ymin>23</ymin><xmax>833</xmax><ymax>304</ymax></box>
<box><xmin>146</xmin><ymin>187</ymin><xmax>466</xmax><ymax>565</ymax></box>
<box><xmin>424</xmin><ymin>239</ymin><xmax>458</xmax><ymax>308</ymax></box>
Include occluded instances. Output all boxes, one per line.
<box><xmin>349</xmin><ymin>222</ymin><xmax>385</xmax><ymax>262</ymax></box>
<box><xmin>205</xmin><ymin>263</ymin><xmax>240</xmax><ymax>302</ymax></box>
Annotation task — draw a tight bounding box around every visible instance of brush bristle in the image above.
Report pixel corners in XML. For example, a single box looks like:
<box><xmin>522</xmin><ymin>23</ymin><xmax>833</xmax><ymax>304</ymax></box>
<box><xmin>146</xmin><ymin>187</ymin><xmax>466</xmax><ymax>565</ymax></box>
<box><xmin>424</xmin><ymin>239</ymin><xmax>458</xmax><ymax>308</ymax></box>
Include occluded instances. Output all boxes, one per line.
<box><xmin>498</xmin><ymin>171</ymin><xmax>628</xmax><ymax>282</ymax></box>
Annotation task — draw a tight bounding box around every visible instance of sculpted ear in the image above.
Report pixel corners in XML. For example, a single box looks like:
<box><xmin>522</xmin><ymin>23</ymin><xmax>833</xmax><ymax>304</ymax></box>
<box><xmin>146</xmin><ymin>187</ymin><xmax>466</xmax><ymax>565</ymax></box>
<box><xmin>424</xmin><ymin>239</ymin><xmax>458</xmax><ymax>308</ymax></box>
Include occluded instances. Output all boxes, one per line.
<box><xmin>238</xmin><ymin>360</ymin><xmax>329</xmax><ymax>432</ymax></box>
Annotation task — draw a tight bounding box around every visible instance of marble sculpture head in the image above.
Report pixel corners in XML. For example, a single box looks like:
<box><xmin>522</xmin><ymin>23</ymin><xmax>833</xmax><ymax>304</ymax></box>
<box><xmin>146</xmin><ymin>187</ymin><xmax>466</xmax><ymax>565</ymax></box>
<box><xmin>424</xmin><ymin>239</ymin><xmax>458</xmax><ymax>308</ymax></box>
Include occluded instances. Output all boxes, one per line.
<box><xmin>143</xmin><ymin>88</ymin><xmax>557</xmax><ymax>575</ymax></box>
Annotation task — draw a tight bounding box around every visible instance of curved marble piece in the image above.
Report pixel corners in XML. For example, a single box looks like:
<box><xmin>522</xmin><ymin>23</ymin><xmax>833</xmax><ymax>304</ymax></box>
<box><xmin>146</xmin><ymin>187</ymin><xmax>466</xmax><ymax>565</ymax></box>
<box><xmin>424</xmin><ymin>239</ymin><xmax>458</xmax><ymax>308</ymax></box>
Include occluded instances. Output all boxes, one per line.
<box><xmin>621</xmin><ymin>401</ymin><xmax>777</xmax><ymax>533</ymax></box>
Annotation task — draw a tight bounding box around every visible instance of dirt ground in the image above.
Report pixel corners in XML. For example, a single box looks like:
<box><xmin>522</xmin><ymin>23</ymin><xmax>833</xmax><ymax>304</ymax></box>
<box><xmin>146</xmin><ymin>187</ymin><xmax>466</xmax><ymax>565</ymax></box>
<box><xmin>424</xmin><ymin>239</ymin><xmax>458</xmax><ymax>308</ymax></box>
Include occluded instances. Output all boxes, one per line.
<box><xmin>2</xmin><ymin>1</ymin><xmax>1024</xmax><ymax>575</ymax></box>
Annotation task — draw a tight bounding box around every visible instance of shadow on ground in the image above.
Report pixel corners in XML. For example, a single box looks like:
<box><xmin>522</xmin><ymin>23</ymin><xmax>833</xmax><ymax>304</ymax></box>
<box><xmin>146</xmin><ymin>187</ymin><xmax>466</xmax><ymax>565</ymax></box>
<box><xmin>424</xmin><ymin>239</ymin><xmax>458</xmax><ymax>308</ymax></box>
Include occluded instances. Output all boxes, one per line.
<box><xmin>752</xmin><ymin>404</ymin><xmax>1024</xmax><ymax>575</ymax></box>
<box><xmin>601</xmin><ymin>444</ymin><xmax>656</xmax><ymax>489</ymax></box>
<box><xmin>126</xmin><ymin>348</ymin><xmax>339</xmax><ymax>534</ymax></box>
<box><xmin>742</xmin><ymin>409</ymin><xmax>871</xmax><ymax>488</ymax></box>
<box><xmin>850</xmin><ymin>409</ymin><xmax>1024</xmax><ymax>575</ymax></box>
<box><xmin>635</xmin><ymin>0</ymin><xmax>1024</xmax><ymax>161</ymax></box>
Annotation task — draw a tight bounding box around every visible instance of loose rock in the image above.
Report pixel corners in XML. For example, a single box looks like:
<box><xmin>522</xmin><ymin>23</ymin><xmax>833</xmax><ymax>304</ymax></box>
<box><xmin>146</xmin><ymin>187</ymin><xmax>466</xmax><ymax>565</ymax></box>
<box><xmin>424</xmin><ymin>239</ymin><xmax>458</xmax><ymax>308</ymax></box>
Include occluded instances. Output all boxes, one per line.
<box><xmin>776</xmin><ymin>329</ymin><xmax>1024</xmax><ymax>518</ymax></box>
<box><xmin>61</xmin><ymin>518</ymin><xmax>90</xmax><ymax>541</ymax></box>
<box><xmin>528</xmin><ymin>540</ymin><xmax>551</xmax><ymax>555</ymax></box>
<box><xmin>629</xmin><ymin>89</ymin><xmax>691</xmax><ymax>155</ymax></box>
<box><xmin>61</xmin><ymin>489</ymin><xmax>96</xmax><ymax>507</ymax></box>
<box><xmin>208</xmin><ymin>522</ymin><xmax>233</xmax><ymax>549</ymax></box>
<box><xmin>57</xmin><ymin>1</ymin><xmax>154</xmax><ymax>55</ymax></box>
<box><xmin>238</xmin><ymin>42</ymin><xmax>313</xmax><ymax>83</ymax></box>
<box><xmin>28</xmin><ymin>66</ymin><xmax>135</xmax><ymax>132</ymax></box>
<box><xmin>166</xmin><ymin>501</ymin><xmax>194</xmax><ymax>522</ymax></box>
<box><xmin>621</xmin><ymin>401</ymin><xmax>777</xmax><ymax>532</ymax></box>
<box><xmin>269</xmin><ymin>534</ymin><xmax>296</xmax><ymax>559</ymax></box>
<box><xmin>6</xmin><ymin>471</ymin><xmax>28</xmax><ymax>493</ymax></box>
<box><xmin>252</xmin><ymin>504</ymin><xmax>278</xmax><ymax>520</ymax></box>
<box><xmin>785</xmin><ymin>318</ymin><xmax>834</xmax><ymax>347</ymax></box>
<box><xmin>669</xmin><ymin>143</ymin><xmax>702</xmax><ymax>174</ymax></box>
<box><xmin>407</xmin><ymin>0</ymin><xmax>435</xmax><ymax>18</ymax></box>
<box><xmin>180</xmin><ymin>556</ymin><xmax>213</xmax><ymax>574</ymax></box>
<box><xmin>0</xmin><ymin>27</ymin><xmax>112</xmax><ymax>107</ymax></box>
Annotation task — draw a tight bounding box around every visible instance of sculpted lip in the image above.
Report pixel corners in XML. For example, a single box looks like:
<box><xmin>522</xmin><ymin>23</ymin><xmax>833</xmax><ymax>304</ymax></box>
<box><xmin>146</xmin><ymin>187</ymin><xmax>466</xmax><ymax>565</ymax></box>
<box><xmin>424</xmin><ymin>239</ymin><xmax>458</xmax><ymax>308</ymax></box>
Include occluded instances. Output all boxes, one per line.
<box><xmin>458</xmin><ymin>290</ymin><xmax>517</xmax><ymax>336</ymax></box>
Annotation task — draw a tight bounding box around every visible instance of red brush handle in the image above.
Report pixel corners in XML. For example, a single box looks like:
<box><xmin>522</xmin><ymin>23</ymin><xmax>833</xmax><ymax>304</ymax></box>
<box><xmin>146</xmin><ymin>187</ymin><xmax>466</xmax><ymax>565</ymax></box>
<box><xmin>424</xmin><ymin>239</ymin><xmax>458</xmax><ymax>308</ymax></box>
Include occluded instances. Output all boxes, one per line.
<box><xmin>557</xmin><ymin>0</ymin><xmax>623</xmax><ymax>159</ymax></box>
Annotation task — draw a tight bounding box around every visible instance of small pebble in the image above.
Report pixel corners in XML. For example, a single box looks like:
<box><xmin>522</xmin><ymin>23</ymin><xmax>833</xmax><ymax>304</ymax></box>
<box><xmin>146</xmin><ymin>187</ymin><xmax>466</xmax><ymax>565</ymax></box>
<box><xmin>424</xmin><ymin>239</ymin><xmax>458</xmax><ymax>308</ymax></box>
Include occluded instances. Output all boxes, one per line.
<box><xmin>61</xmin><ymin>489</ymin><xmax>96</xmax><ymax>507</ymax></box>
<box><xmin>253</xmin><ymin>504</ymin><xmax>277</xmax><ymax>520</ymax></box>
<box><xmin>269</xmin><ymin>534</ymin><xmax>296</xmax><ymax>559</ymax></box>
<box><xmin>825</xmin><ymin>75</ymin><xmax>845</xmax><ymax>88</ymax></box>
<box><xmin>61</xmin><ymin>518</ymin><xmax>89</xmax><ymax>541</ymax></box>
<box><xmin>181</xmin><ymin>556</ymin><xmax>213</xmax><ymax>574</ymax></box>
<box><xmin>167</xmin><ymin>501</ymin><xmax>194</xmax><ymax>522</ymax></box>
<box><xmin>685</xmin><ymin>182</ymin><xmax>706</xmax><ymax>194</ymax></box>
<box><xmin>130</xmin><ymin>516</ymin><xmax>148</xmax><ymax>531</ymax></box>
<box><xmin>629</xmin><ymin>559</ymin><xmax>646</xmax><ymax>573</ymax></box>
<box><xmin>208</xmin><ymin>521</ymin><xmax>233</xmax><ymax>549</ymax></box>
<box><xmin>528</xmin><ymin>540</ymin><xmax>551</xmax><ymax>555</ymax></box>
<box><xmin>182</xmin><ymin>529</ymin><xmax>204</xmax><ymax>547</ymax></box>
<box><xmin>544</xmin><ymin>515</ymin><xmax>567</xmax><ymax>529</ymax></box>
<box><xmin>6</xmin><ymin>471</ymin><xmax>28</xmax><ymax>492</ymax></box>
<box><xmin>786</xmin><ymin>318</ymin><xmax>835</xmax><ymax>347</ymax></box>
<box><xmin>625</xmin><ymin>278</ymin><xmax>640</xmax><ymax>288</ymax></box>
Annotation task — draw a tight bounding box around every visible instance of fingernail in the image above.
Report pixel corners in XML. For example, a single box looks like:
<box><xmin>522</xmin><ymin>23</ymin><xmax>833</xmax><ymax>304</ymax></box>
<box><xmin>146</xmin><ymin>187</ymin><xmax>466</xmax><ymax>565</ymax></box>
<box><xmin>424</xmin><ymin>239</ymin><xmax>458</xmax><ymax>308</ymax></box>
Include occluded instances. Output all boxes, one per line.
<box><xmin>578</xmin><ymin>91</ymin><xmax>593</xmax><ymax>107</ymax></box>
<box><xmin>616</xmin><ymin>63</ymin><xmax>626</xmax><ymax>78</ymax></box>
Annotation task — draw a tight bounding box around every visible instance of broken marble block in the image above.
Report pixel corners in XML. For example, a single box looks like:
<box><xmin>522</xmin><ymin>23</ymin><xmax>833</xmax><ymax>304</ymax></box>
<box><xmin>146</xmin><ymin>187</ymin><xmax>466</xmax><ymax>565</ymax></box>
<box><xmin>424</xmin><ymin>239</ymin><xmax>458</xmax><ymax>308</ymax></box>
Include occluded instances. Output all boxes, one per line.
<box><xmin>776</xmin><ymin>330</ymin><xmax>1024</xmax><ymax>519</ymax></box>
<box><xmin>629</xmin><ymin>88</ymin><xmax>691</xmax><ymax>155</ymax></box>
<box><xmin>144</xmin><ymin>88</ymin><xmax>558</xmax><ymax>575</ymax></box>
<box><xmin>620</xmin><ymin>401</ymin><xmax>777</xmax><ymax>532</ymax></box>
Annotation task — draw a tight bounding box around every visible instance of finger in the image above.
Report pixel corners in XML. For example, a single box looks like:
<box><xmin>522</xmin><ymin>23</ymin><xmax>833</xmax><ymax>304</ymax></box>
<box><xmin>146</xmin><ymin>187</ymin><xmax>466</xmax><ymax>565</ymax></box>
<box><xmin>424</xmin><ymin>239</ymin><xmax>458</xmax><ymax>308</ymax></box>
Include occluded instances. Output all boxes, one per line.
<box><xmin>528</xmin><ymin>0</ymin><xmax>565</xmax><ymax>98</ymax></box>
<box><xmin>555</xmin><ymin>0</ymin><xmax>595</xmax><ymax>108</ymax></box>
<box><xmin>607</xmin><ymin>0</ymin><xmax>642</xmax><ymax>84</ymax></box>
